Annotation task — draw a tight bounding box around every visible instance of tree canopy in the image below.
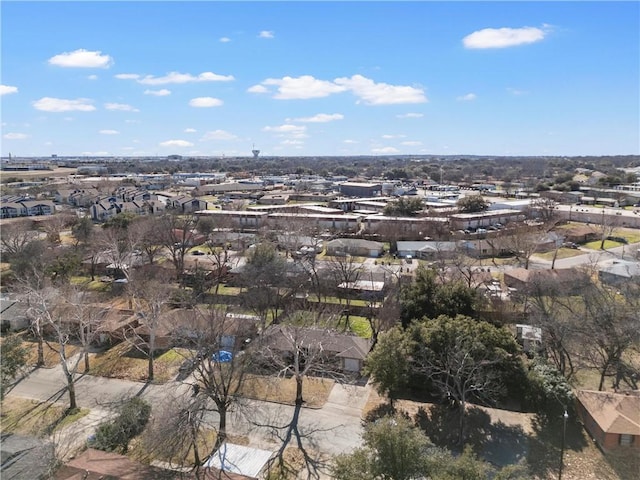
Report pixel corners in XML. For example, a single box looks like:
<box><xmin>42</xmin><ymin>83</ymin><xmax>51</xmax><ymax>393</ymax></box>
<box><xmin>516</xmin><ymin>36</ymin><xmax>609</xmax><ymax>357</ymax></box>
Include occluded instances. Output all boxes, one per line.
<box><xmin>456</xmin><ymin>195</ymin><xmax>489</xmax><ymax>213</ymax></box>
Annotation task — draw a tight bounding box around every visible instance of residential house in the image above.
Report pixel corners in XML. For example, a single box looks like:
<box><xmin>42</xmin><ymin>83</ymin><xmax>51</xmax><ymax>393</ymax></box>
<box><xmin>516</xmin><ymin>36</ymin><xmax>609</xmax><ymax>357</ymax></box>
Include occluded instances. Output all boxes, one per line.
<box><xmin>0</xmin><ymin>199</ymin><xmax>55</xmax><ymax>218</ymax></box>
<box><xmin>0</xmin><ymin>295</ymin><xmax>30</xmax><ymax>332</ymax></box>
<box><xmin>503</xmin><ymin>268</ymin><xmax>591</xmax><ymax>295</ymax></box>
<box><xmin>598</xmin><ymin>260</ymin><xmax>640</xmax><ymax>286</ymax></box>
<box><xmin>576</xmin><ymin>390</ymin><xmax>640</xmax><ymax>452</ymax></box>
<box><xmin>169</xmin><ymin>195</ymin><xmax>209</xmax><ymax>213</ymax></box>
<box><xmin>396</xmin><ymin>240</ymin><xmax>457</xmax><ymax>260</ymax></box>
<box><xmin>261</xmin><ymin>325</ymin><xmax>372</xmax><ymax>373</ymax></box>
<box><xmin>325</xmin><ymin>238</ymin><xmax>384</xmax><ymax>257</ymax></box>
<box><xmin>203</xmin><ymin>442</ymin><xmax>274</xmax><ymax>480</ymax></box>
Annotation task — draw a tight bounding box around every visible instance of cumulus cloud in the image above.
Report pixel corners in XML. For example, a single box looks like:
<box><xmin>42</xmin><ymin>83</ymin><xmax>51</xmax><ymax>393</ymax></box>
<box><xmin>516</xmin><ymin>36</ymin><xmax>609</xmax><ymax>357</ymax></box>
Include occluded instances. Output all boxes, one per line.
<box><xmin>132</xmin><ymin>71</ymin><xmax>234</xmax><ymax>85</ymax></box>
<box><xmin>144</xmin><ymin>89</ymin><xmax>171</xmax><ymax>96</ymax></box>
<box><xmin>184</xmin><ymin>128</ymin><xmax>197</xmax><ymax>133</ymax></box>
<box><xmin>0</xmin><ymin>85</ymin><xmax>18</xmax><ymax>96</ymax></box>
<box><xmin>201</xmin><ymin>130</ymin><xmax>237</xmax><ymax>141</ymax></box>
<box><xmin>263</xmin><ymin>124</ymin><xmax>307</xmax><ymax>138</ymax></box>
<box><xmin>382</xmin><ymin>134</ymin><xmax>406</xmax><ymax>139</ymax></box>
<box><xmin>371</xmin><ymin>146</ymin><xmax>399</xmax><ymax>154</ymax></box>
<box><xmin>219</xmin><ymin>37</ymin><xmax>231</xmax><ymax>43</ymax></box>
<box><xmin>99</xmin><ymin>129</ymin><xmax>119</xmax><ymax>135</ymax></box>
<box><xmin>396</xmin><ymin>113</ymin><xmax>423</xmax><ymax>118</ymax></box>
<box><xmin>3</xmin><ymin>132</ymin><xmax>29</xmax><ymax>140</ymax></box>
<box><xmin>159</xmin><ymin>139</ymin><xmax>193</xmax><ymax>148</ymax></box>
<box><xmin>247</xmin><ymin>84</ymin><xmax>269</xmax><ymax>94</ymax></box>
<box><xmin>293</xmin><ymin>113</ymin><xmax>344</xmax><ymax>123</ymax></box>
<box><xmin>104</xmin><ymin>102</ymin><xmax>139</xmax><ymax>112</ymax></box>
<box><xmin>457</xmin><ymin>93</ymin><xmax>477</xmax><ymax>101</ymax></box>
<box><xmin>259</xmin><ymin>30</ymin><xmax>274</xmax><ymax>39</ymax></box>
<box><xmin>189</xmin><ymin>97</ymin><xmax>223</xmax><ymax>108</ymax></box>
<box><xmin>48</xmin><ymin>49</ymin><xmax>113</xmax><ymax>68</ymax></box>
<box><xmin>87</xmin><ymin>75</ymin><xmax>98</xmax><ymax>80</ymax></box>
<box><xmin>250</xmin><ymin>74</ymin><xmax>426</xmax><ymax>105</ymax></box>
<box><xmin>115</xmin><ymin>73</ymin><xmax>140</xmax><ymax>80</ymax></box>
<box><xmin>33</xmin><ymin>97</ymin><xmax>96</xmax><ymax>112</ymax></box>
<box><xmin>334</xmin><ymin>75</ymin><xmax>427</xmax><ymax>105</ymax></box>
<box><xmin>252</xmin><ymin>75</ymin><xmax>347</xmax><ymax>100</ymax></box>
<box><xmin>463</xmin><ymin>26</ymin><xmax>548</xmax><ymax>49</ymax></box>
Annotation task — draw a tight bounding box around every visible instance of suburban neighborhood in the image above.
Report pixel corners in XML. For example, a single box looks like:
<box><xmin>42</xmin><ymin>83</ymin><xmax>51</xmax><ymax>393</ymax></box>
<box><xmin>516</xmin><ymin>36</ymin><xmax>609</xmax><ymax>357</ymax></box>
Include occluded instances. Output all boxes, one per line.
<box><xmin>1</xmin><ymin>154</ymin><xmax>639</xmax><ymax>479</ymax></box>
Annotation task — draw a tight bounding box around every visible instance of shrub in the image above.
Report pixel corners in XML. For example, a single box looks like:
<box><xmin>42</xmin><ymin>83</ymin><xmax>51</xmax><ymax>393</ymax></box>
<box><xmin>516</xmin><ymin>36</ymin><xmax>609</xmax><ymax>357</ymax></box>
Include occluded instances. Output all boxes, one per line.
<box><xmin>89</xmin><ymin>397</ymin><xmax>151</xmax><ymax>453</ymax></box>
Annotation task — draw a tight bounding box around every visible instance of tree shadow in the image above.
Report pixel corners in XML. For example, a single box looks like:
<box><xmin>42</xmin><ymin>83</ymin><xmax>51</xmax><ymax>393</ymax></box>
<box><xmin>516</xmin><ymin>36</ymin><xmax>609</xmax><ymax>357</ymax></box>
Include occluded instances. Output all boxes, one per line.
<box><xmin>415</xmin><ymin>404</ymin><xmax>530</xmax><ymax>468</ymax></box>
<box><xmin>527</xmin><ymin>412</ymin><xmax>588</xmax><ymax>479</ymax></box>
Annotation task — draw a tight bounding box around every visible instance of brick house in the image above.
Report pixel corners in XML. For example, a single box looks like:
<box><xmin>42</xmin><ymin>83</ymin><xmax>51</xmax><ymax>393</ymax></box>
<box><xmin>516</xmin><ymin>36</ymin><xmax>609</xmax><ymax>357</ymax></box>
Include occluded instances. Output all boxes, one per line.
<box><xmin>576</xmin><ymin>390</ymin><xmax>640</xmax><ymax>452</ymax></box>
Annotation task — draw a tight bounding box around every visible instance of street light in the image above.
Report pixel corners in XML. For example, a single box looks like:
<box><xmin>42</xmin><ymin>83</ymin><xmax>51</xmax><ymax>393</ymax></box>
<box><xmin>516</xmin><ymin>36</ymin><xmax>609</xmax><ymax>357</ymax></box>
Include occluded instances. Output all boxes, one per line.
<box><xmin>559</xmin><ymin>409</ymin><xmax>569</xmax><ymax>480</ymax></box>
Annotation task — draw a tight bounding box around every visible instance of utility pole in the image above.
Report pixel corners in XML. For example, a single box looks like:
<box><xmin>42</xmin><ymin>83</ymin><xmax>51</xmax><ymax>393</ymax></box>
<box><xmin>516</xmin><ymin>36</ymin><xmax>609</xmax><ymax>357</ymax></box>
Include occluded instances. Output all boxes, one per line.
<box><xmin>559</xmin><ymin>410</ymin><xmax>569</xmax><ymax>479</ymax></box>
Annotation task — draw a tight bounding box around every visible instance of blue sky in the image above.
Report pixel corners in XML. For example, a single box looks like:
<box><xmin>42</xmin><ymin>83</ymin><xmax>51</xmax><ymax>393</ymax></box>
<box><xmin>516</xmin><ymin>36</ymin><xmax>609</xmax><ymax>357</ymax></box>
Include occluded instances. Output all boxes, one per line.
<box><xmin>1</xmin><ymin>1</ymin><xmax>639</xmax><ymax>158</ymax></box>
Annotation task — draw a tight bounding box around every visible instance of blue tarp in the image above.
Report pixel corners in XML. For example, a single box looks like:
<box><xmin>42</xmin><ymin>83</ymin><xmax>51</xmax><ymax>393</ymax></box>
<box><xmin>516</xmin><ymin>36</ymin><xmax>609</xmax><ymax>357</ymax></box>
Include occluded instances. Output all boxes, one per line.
<box><xmin>212</xmin><ymin>350</ymin><xmax>233</xmax><ymax>363</ymax></box>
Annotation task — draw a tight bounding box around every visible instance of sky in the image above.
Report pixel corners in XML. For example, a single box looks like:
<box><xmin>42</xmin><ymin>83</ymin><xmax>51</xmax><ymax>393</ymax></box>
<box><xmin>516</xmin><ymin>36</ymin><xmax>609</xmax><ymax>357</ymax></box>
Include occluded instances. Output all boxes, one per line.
<box><xmin>1</xmin><ymin>1</ymin><xmax>639</xmax><ymax>158</ymax></box>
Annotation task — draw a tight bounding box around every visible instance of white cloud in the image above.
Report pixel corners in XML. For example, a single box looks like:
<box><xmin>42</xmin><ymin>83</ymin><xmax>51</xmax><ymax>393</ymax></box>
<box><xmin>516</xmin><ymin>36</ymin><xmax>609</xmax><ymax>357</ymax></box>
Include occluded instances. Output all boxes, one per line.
<box><xmin>33</xmin><ymin>97</ymin><xmax>96</xmax><ymax>112</ymax></box>
<box><xmin>263</xmin><ymin>124</ymin><xmax>307</xmax><ymax>138</ymax></box>
<box><xmin>401</xmin><ymin>141</ymin><xmax>423</xmax><ymax>146</ymax></box>
<box><xmin>184</xmin><ymin>128</ymin><xmax>197</xmax><ymax>133</ymax></box>
<box><xmin>281</xmin><ymin>139</ymin><xmax>304</xmax><ymax>145</ymax></box>
<box><xmin>507</xmin><ymin>87</ymin><xmax>529</xmax><ymax>96</ymax></box>
<box><xmin>247</xmin><ymin>84</ymin><xmax>269</xmax><ymax>94</ymax></box>
<box><xmin>334</xmin><ymin>75</ymin><xmax>427</xmax><ymax>105</ymax></box>
<box><xmin>99</xmin><ymin>129</ymin><xmax>119</xmax><ymax>135</ymax></box>
<box><xmin>257</xmin><ymin>75</ymin><xmax>347</xmax><ymax>99</ymax></box>
<box><xmin>382</xmin><ymin>134</ymin><xmax>406</xmax><ymax>139</ymax></box>
<box><xmin>463</xmin><ymin>26</ymin><xmax>547</xmax><ymax>49</ymax></box>
<box><xmin>371</xmin><ymin>146</ymin><xmax>400</xmax><ymax>154</ymax></box>
<box><xmin>457</xmin><ymin>93</ymin><xmax>477</xmax><ymax>101</ymax></box>
<box><xmin>396</xmin><ymin>113</ymin><xmax>423</xmax><ymax>118</ymax></box>
<box><xmin>115</xmin><ymin>73</ymin><xmax>140</xmax><ymax>80</ymax></box>
<box><xmin>104</xmin><ymin>102</ymin><xmax>139</xmax><ymax>112</ymax></box>
<box><xmin>0</xmin><ymin>85</ymin><xmax>18</xmax><ymax>96</ymax></box>
<box><xmin>293</xmin><ymin>113</ymin><xmax>344</xmax><ymax>123</ymax></box>
<box><xmin>159</xmin><ymin>139</ymin><xmax>193</xmax><ymax>148</ymax></box>
<box><xmin>48</xmin><ymin>49</ymin><xmax>113</xmax><ymax>68</ymax></box>
<box><xmin>131</xmin><ymin>71</ymin><xmax>234</xmax><ymax>85</ymax></box>
<box><xmin>125</xmin><ymin>119</ymin><xmax>140</xmax><ymax>124</ymax></box>
<box><xmin>3</xmin><ymin>132</ymin><xmax>29</xmax><ymax>140</ymax></box>
<box><xmin>201</xmin><ymin>129</ymin><xmax>237</xmax><ymax>141</ymax></box>
<box><xmin>87</xmin><ymin>75</ymin><xmax>98</xmax><ymax>80</ymax></box>
<box><xmin>189</xmin><ymin>97</ymin><xmax>223</xmax><ymax>108</ymax></box>
<box><xmin>250</xmin><ymin>74</ymin><xmax>426</xmax><ymax>105</ymax></box>
<box><xmin>144</xmin><ymin>89</ymin><xmax>171</xmax><ymax>96</ymax></box>
<box><xmin>219</xmin><ymin>37</ymin><xmax>231</xmax><ymax>43</ymax></box>
<box><xmin>259</xmin><ymin>30</ymin><xmax>274</xmax><ymax>39</ymax></box>
<box><xmin>343</xmin><ymin>139</ymin><xmax>358</xmax><ymax>144</ymax></box>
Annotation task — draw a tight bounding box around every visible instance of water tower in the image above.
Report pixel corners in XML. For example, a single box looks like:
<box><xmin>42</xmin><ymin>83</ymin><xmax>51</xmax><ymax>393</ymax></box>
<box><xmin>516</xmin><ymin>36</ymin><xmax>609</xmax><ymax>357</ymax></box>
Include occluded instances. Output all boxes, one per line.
<box><xmin>252</xmin><ymin>144</ymin><xmax>260</xmax><ymax>159</ymax></box>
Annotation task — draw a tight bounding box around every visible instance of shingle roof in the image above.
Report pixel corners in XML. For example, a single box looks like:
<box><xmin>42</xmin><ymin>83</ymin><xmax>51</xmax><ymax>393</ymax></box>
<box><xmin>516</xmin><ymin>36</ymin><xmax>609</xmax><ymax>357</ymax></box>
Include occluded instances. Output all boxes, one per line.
<box><xmin>577</xmin><ymin>390</ymin><xmax>640</xmax><ymax>435</ymax></box>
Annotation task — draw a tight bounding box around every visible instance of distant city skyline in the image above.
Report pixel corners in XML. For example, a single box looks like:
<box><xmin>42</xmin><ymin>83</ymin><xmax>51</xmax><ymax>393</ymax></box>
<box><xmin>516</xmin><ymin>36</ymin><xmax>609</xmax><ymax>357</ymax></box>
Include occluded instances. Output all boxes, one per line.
<box><xmin>1</xmin><ymin>1</ymin><xmax>638</xmax><ymax>158</ymax></box>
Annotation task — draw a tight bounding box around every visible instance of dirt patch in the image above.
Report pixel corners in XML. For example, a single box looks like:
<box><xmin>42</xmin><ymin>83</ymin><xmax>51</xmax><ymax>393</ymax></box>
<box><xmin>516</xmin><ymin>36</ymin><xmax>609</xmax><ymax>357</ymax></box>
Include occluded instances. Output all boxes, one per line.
<box><xmin>238</xmin><ymin>374</ymin><xmax>334</xmax><ymax>408</ymax></box>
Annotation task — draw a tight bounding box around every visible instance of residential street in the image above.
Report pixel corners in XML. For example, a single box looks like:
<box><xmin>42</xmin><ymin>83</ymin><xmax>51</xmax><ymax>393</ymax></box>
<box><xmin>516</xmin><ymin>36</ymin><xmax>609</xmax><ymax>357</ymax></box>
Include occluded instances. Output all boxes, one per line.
<box><xmin>7</xmin><ymin>359</ymin><xmax>371</xmax><ymax>460</ymax></box>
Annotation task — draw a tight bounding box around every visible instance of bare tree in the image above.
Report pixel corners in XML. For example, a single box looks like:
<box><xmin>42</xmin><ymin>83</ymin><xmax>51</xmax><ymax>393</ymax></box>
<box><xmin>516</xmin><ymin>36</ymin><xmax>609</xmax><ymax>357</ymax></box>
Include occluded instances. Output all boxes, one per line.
<box><xmin>0</xmin><ymin>218</ymin><xmax>40</xmax><ymax>256</ymax></box>
<box><xmin>578</xmin><ymin>281</ymin><xmax>640</xmax><ymax>390</ymax></box>
<box><xmin>175</xmin><ymin>307</ymin><xmax>256</xmax><ymax>451</ymax></box>
<box><xmin>159</xmin><ymin>213</ymin><xmax>200</xmax><ymax>280</ymax></box>
<box><xmin>125</xmin><ymin>270</ymin><xmax>173</xmax><ymax>381</ymax></box>
<box><xmin>255</xmin><ymin>319</ymin><xmax>349</xmax><ymax>478</ymax></box>
<box><xmin>129</xmin><ymin>216</ymin><xmax>165</xmax><ymax>265</ymax></box>
<box><xmin>326</xmin><ymin>255</ymin><xmax>363</xmax><ymax>330</ymax></box>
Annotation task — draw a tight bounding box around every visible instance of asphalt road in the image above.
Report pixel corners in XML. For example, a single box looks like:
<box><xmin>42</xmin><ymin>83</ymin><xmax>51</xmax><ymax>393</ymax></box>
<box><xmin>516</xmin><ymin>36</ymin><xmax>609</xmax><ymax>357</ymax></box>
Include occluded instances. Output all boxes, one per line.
<box><xmin>7</xmin><ymin>359</ymin><xmax>370</xmax><ymax>459</ymax></box>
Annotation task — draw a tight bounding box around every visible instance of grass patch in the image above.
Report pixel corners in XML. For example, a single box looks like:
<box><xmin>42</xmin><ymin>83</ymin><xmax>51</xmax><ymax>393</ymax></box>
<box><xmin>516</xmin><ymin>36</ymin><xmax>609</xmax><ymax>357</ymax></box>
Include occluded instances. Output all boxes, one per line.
<box><xmin>533</xmin><ymin>248</ymin><xmax>586</xmax><ymax>261</ymax></box>
<box><xmin>583</xmin><ymin>239</ymin><xmax>624</xmax><ymax>250</ymax></box>
<box><xmin>88</xmin><ymin>342</ymin><xmax>185</xmax><ymax>384</ymax></box>
<box><xmin>348</xmin><ymin>316</ymin><xmax>373</xmax><ymax>339</ymax></box>
<box><xmin>238</xmin><ymin>374</ymin><xmax>334</xmax><ymax>408</ymax></box>
<box><xmin>0</xmin><ymin>397</ymin><xmax>89</xmax><ymax>437</ymax></box>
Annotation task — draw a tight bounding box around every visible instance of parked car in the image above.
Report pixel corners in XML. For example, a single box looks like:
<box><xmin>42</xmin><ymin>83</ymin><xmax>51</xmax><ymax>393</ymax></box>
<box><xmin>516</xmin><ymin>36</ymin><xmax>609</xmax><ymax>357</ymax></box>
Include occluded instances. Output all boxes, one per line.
<box><xmin>191</xmin><ymin>250</ymin><xmax>205</xmax><ymax>255</ymax></box>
